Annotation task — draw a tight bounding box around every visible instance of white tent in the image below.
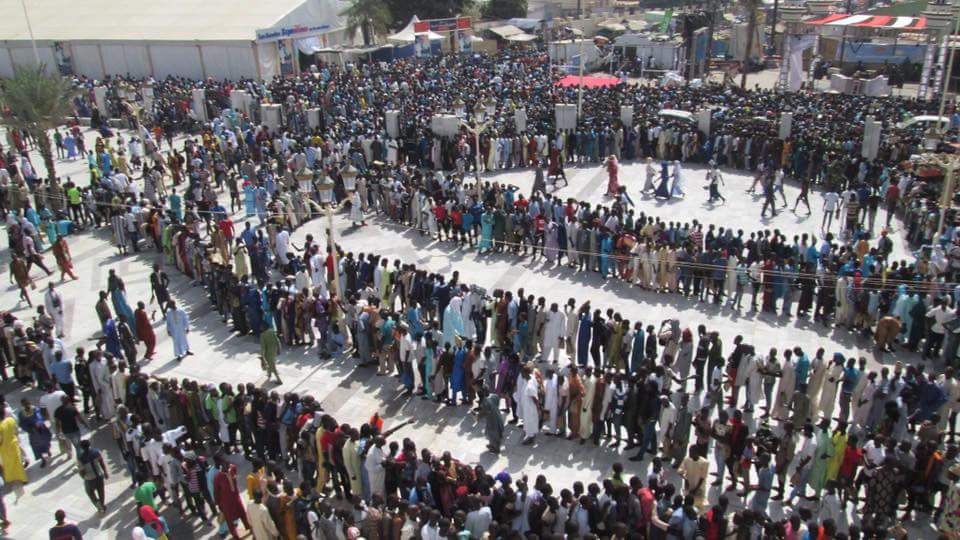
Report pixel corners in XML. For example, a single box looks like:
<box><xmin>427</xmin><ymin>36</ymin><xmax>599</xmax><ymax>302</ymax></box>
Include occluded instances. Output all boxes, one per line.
<box><xmin>386</xmin><ymin>16</ymin><xmax>444</xmax><ymax>44</ymax></box>
<box><xmin>488</xmin><ymin>25</ymin><xmax>527</xmax><ymax>39</ymax></box>
<box><xmin>0</xmin><ymin>0</ymin><xmax>350</xmax><ymax>80</ymax></box>
<box><xmin>505</xmin><ymin>33</ymin><xmax>538</xmax><ymax>42</ymax></box>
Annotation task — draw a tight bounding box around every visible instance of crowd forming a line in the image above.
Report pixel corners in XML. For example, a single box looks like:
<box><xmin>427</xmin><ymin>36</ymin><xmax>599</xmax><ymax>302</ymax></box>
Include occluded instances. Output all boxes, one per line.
<box><xmin>1</xmin><ymin>48</ymin><xmax>960</xmax><ymax>540</ymax></box>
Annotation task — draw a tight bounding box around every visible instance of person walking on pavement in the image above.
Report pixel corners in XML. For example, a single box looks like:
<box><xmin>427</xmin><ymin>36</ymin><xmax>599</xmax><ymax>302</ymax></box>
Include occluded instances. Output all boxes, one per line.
<box><xmin>48</xmin><ymin>509</ymin><xmax>84</xmax><ymax>539</ymax></box>
<box><xmin>44</xmin><ymin>283</ymin><xmax>66</xmax><ymax>338</ymax></box>
<box><xmin>760</xmin><ymin>173</ymin><xmax>777</xmax><ymax>218</ymax></box>
<box><xmin>9</xmin><ymin>254</ymin><xmax>34</xmax><ymax>307</ymax></box>
<box><xmin>77</xmin><ymin>439</ymin><xmax>108</xmax><ymax>513</ymax></box>
<box><xmin>259</xmin><ymin>327</ymin><xmax>283</xmax><ymax>384</ymax></box>
<box><xmin>822</xmin><ymin>190</ymin><xmax>840</xmax><ymax>232</ymax></box>
<box><xmin>165</xmin><ymin>301</ymin><xmax>192</xmax><ymax>362</ymax></box>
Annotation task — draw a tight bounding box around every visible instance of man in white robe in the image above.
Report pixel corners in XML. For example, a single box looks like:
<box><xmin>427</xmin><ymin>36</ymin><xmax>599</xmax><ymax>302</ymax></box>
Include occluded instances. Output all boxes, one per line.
<box><xmin>111</xmin><ymin>368</ymin><xmax>128</xmax><ymax>415</ymax></box>
<box><xmin>521</xmin><ymin>370</ymin><xmax>540</xmax><ymax>445</ymax></box>
<box><xmin>275</xmin><ymin>226</ymin><xmax>292</xmax><ymax>268</ymax></box>
<box><xmin>806</xmin><ymin>353</ymin><xmax>827</xmax><ymax>419</ymax></box>
<box><xmin>44</xmin><ymin>283</ymin><xmax>66</xmax><ymax>337</ymax></box>
<box><xmin>744</xmin><ymin>353</ymin><xmax>763</xmax><ymax>410</ymax></box>
<box><xmin>564</xmin><ymin>301</ymin><xmax>578</xmax><ymax>358</ymax></box>
<box><xmin>544</xmin><ymin>370</ymin><xmax>559</xmax><ymax>434</ymax></box>
<box><xmin>364</xmin><ymin>438</ymin><xmax>387</xmax><ymax>498</ymax></box>
<box><xmin>852</xmin><ymin>372</ymin><xmax>877</xmax><ymax>433</ymax></box>
<box><xmin>89</xmin><ymin>356</ymin><xmax>116</xmax><ymax>419</ymax></box>
<box><xmin>938</xmin><ymin>368</ymin><xmax>960</xmax><ymax>433</ymax></box>
<box><xmin>579</xmin><ymin>369</ymin><xmax>596</xmax><ymax>441</ymax></box>
<box><xmin>460</xmin><ymin>290</ymin><xmax>480</xmax><ymax>341</ymax></box>
<box><xmin>541</xmin><ymin>303</ymin><xmax>566</xmax><ymax>363</ymax></box>
<box><xmin>658</xmin><ymin>396</ymin><xmax>677</xmax><ymax>449</ymax></box>
<box><xmin>165</xmin><ymin>301</ymin><xmax>192</xmax><ymax>361</ymax></box>
<box><xmin>309</xmin><ymin>249</ymin><xmax>326</xmax><ymax>288</ymax></box>
<box><xmin>772</xmin><ymin>353</ymin><xmax>796</xmax><ymax>419</ymax></box>
<box><xmin>818</xmin><ymin>355</ymin><xmax>845</xmax><ymax>421</ymax></box>
<box><xmin>350</xmin><ymin>190</ymin><xmax>365</xmax><ymax>225</ymax></box>
<box><xmin>247</xmin><ymin>492</ymin><xmax>280</xmax><ymax>539</ymax></box>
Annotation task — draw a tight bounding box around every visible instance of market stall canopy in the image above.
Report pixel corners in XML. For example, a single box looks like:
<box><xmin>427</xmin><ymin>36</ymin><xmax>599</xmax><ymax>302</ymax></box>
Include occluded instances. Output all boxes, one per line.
<box><xmin>599</xmin><ymin>22</ymin><xmax>628</xmax><ymax>32</ymax></box>
<box><xmin>0</xmin><ymin>0</ymin><xmax>348</xmax><ymax>41</ymax></box>
<box><xmin>804</xmin><ymin>13</ymin><xmax>927</xmax><ymax>30</ymax></box>
<box><xmin>505</xmin><ymin>33</ymin><xmax>538</xmax><ymax>42</ymax></box>
<box><xmin>488</xmin><ymin>25</ymin><xmax>527</xmax><ymax>39</ymax></box>
<box><xmin>507</xmin><ymin>18</ymin><xmax>543</xmax><ymax>31</ymax></box>
<box><xmin>387</xmin><ymin>16</ymin><xmax>444</xmax><ymax>44</ymax></box>
<box><xmin>555</xmin><ymin>75</ymin><xmax>621</xmax><ymax>88</ymax></box>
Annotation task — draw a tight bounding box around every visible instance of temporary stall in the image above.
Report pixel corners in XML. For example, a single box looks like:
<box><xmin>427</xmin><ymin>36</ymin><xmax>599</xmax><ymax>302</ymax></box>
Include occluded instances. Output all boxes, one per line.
<box><xmin>505</xmin><ymin>33</ymin><xmax>538</xmax><ymax>44</ymax></box>
<box><xmin>613</xmin><ymin>34</ymin><xmax>682</xmax><ymax>69</ymax></box>
<box><xmin>387</xmin><ymin>16</ymin><xmax>445</xmax><ymax>44</ymax></box>
<box><xmin>555</xmin><ymin>75</ymin><xmax>621</xmax><ymax>88</ymax></box>
<box><xmin>430</xmin><ymin>114</ymin><xmax>461</xmax><ymax>137</ymax></box>
<box><xmin>487</xmin><ymin>25</ymin><xmax>527</xmax><ymax>40</ymax></box>
<box><xmin>547</xmin><ymin>39</ymin><xmax>603</xmax><ymax>69</ymax></box>
<box><xmin>506</xmin><ymin>18</ymin><xmax>543</xmax><ymax>31</ymax></box>
<box><xmin>0</xmin><ymin>0</ymin><xmax>351</xmax><ymax>79</ymax></box>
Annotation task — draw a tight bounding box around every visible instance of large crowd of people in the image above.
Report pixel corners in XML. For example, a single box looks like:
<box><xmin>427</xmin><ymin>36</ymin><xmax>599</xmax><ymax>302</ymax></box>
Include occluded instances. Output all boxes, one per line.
<box><xmin>0</xmin><ymin>46</ymin><xmax>960</xmax><ymax>540</ymax></box>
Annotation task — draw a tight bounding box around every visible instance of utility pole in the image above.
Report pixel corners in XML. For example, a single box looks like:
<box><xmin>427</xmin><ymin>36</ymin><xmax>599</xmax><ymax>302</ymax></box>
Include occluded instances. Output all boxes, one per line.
<box><xmin>702</xmin><ymin>0</ymin><xmax>717</xmax><ymax>79</ymax></box>
<box><xmin>838</xmin><ymin>0</ymin><xmax>854</xmax><ymax>65</ymax></box>
<box><xmin>19</xmin><ymin>0</ymin><xmax>40</xmax><ymax>67</ymax></box>
<box><xmin>740</xmin><ymin>0</ymin><xmax>758</xmax><ymax>89</ymax></box>
<box><xmin>325</xmin><ymin>202</ymin><xmax>351</xmax><ymax>348</ymax></box>
<box><xmin>576</xmin><ymin>0</ymin><xmax>585</xmax><ymax>119</ymax></box>
<box><xmin>577</xmin><ymin>37</ymin><xmax>585</xmax><ymax>117</ymax></box>
<box><xmin>770</xmin><ymin>0</ymin><xmax>780</xmax><ymax>55</ymax></box>
<box><xmin>937</xmin><ymin>5</ymin><xmax>960</xmax><ymax>136</ymax></box>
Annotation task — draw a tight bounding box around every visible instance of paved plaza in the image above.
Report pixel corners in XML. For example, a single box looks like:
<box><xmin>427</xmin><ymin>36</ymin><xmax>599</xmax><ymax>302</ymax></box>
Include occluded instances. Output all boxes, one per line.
<box><xmin>0</xmin><ymin>126</ymin><xmax>927</xmax><ymax>538</ymax></box>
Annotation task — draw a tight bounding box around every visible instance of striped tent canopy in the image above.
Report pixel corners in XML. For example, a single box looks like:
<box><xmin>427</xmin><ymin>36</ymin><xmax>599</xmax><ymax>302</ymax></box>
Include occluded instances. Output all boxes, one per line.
<box><xmin>804</xmin><ymin>13</ymin><xmax>927</xmax><ymax>30</ymax></box>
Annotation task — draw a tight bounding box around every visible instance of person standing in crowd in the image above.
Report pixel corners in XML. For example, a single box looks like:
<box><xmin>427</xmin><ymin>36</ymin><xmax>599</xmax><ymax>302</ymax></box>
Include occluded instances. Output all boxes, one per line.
<box><xmin>44</xmin><ymin>283</ymin><xmax>66</xmax><ymax>338</ymax></box>
<box><xmin>2</xmin><ymin>45</ymin><xmax>960</xmax><ymax>540</ymax></box>
<box><xmin>77</xmin><ymin>439</ymin><xmax>108</xmax><ymax>513</ymax></box>
<box><xmin>48</xmin><ymin>509</ymin><xmax>83</xmax><ymax>540</ymax></box>
<box><xmin>0</xmin><ymin>407</ymin><xmax>27</xmax><ymax>485</ymax></box>
<box><xmin>134</xmin><ymin>302</ymin><xmax>156</xmax><ymax>361</ymax></box>
<box><xmin>164</xmin><ymin>300</ymin><xmax>192</xmax><ymax>362</ymax></box>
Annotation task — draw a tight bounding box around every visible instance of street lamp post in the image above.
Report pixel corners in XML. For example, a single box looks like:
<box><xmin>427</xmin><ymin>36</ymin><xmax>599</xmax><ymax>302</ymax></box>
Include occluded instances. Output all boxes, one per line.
<box><xmin>19</xmin><ymin>0</ymin><xmax>40</xmax><ymax>66</ymax></box>
<box><xmin>322</xmin><ymin>166</ymin><xmax>353</xmax><ymax>348</ymax></box>
<box><xmin>934</xmin><ymin>155</ymin><xmax>960</xmax><ymax>240</ymax></box>
<box><xmin>462</xmin><ymin>103</ymin><xmax>493</xmax><ymax>200</ymax></box>
<box><xmin>937</xmin><ymin>5</ymin><xmax>960</xmax><ymax>137</ymax></box>
<box><xmin>577</xmin><ymin>36</ymin><xmax>585</xmax><ymax>118</ymax></box>
<box><xmin>740</xmin><ymin>0</ymin><xmax>759</xmax><ymax>89</ymax></box>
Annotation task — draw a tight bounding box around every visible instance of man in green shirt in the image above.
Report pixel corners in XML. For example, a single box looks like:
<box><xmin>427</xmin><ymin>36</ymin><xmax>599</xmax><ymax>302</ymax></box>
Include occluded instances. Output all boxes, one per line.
<box><xmin>219</xmin><ymin>383</ymin><xmax>238</xmax><ymax>450</ymax></box>
<box><xmin>53</xmin><ymin>129</ymin><xmax>64</xmax><ymax>159</ymax></box>
<box><xmin>133</xmin><ymin>473</ymin><xmax>158</xmax><ymax>510</ymax></box>
<box><xmin>260</xmin><ymin>327</ymin><xmax>282</xmax><ymax>384</ymax></box>
<box><xmin>65</xmin><ymin>183</ymin><xmax>83</xmax><ymax>225</ymax></box>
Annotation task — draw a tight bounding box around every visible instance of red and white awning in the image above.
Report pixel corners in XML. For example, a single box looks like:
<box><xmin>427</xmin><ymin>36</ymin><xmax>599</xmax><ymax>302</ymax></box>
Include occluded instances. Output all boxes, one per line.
<box><xmin>805</xmin><ymin>13</ymin><xmax>927</xmax><ymax>30</ymax></box>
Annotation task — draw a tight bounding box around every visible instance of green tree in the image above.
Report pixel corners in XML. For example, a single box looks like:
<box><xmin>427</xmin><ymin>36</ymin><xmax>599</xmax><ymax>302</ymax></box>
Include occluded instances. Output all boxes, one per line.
<box><xmin>384</xmin><ymin>0</ymin><xmax>475</xmax><ymax>22</ymax></box>
<box><xmin>482</xmin><ymin>0</ymin><xmax>528</xmax><ymax>20</ymax></box>
<box><xmin>340</xmin><ymin>0</ymin><xmax>393</xmax><ymax>46</ymax></box>
<box><xmin>0</xmin><ymin>64</ymin><xmax>76</xmax><ymax>180</ymax></box>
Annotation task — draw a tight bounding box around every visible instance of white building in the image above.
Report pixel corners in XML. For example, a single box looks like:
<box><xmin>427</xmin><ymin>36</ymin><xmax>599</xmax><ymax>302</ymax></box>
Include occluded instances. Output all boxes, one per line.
<box><xmin>0</xmin><ymin>0</ymin><xmax>351</xmax><ymax>80</ymax></box>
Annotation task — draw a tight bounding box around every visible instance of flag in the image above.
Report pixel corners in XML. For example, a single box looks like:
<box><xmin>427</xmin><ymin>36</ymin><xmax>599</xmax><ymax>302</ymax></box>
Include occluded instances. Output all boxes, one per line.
<box><xmin>660</xmin><ymin>9</ymin><xmax>673</xmax><ymax>33</ymax></box>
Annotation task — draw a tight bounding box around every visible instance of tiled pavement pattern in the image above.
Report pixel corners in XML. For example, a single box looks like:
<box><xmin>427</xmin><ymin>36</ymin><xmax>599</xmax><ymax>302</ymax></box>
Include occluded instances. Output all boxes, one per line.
<box><xmin>0</xmin><ymin>126</ymin><xmax>927</xmax><ymax>538</ymax></box>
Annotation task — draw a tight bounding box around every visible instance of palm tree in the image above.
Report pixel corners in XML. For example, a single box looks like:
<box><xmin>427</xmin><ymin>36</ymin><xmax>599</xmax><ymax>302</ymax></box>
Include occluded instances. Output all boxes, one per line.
<box><xmin>0</xmin><ymin>64</ymin><xmax>76</xmax><ymax>180</ymax></box>
<box><xmin>340</xmin><ymin>0</ymin><xmax>393</xmax><ymax>47</ymax></box>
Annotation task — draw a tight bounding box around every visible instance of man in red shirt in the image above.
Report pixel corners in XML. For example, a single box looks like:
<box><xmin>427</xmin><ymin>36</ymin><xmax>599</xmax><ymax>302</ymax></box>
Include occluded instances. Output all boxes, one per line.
<box><xmin>633</xmin><ymin>476</ymin><xmax>655</xmax><ymax>535</ymax></box>
<box><xmin>699</xmin><ymin>496</ymin><xmax>730</xmax><ymax>540</ymax></box>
